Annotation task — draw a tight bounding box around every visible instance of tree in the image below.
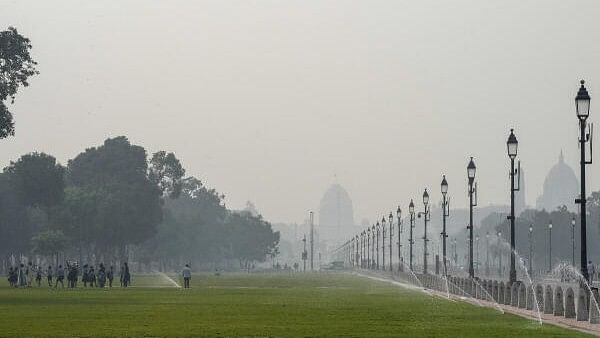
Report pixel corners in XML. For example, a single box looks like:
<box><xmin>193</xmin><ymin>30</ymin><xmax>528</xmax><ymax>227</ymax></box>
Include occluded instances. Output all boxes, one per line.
<box><xmin>66</xmin><ymin>136</ymin><xmax>162</xmax><ymax>259</ymax></box>
<box><xmin>0</xmin><ymin>173</ymin><xmax>30</xmax><ymax>266</ymax></box>
<box><xmin>148</xmin><ymin>151</ymin><xmax>185</xmax><ymax>199</ymax></box>
<box><xmin>31</xmin><ymin>229</ymin><xmax>68</xmax><ymax>266</ymax></box>
<box><xmin>0</xmin><ymin>27</ymin><xmax>39</xmax><ymax>138</ymax></box>
<box><xmin>4</xmin><ymin>152</ymin><xmax>65</xmax><ymax>207</ymax></box>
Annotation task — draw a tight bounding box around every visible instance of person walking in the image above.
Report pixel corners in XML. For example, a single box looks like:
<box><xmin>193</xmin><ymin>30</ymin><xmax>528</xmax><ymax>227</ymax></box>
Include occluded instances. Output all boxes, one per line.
<box><xmin>182</xmin><ymin>264</ymin><xmax>192</xmax><ymax>288</ymax></box>
<box><xmin>589</xmin><ymin>261</ymin><xmax>596</xmax><ymax>283</ymax></box>
<box><xmin>97</xmin><ymin>264</ymin><xmax>106</xmax><ymax>288</ymax></box>
<box><xmin>46</xmin><ymin>265</ymin><xmax>53</xmax><ymax>287</ymax></box>
<box><xmin>107</xmin><ymin>265</ymin><xmax>114</xmax><ymax>288</ymax></box>
<box><xmin>26</xmin><ymin>262</ymin><xmax>33</xmax><ymax>287</ymax></box>
<box><xmin>82</xmin><ymin>264</ymin><xmax>89</xmax><ymax>287</ymax></box>
<box><xmin>35</xmin><ymin>266</ymin><xmax>42</xmax><ymax>287</ymax></box>
<box><xmin>17</xmin><ymin>263</ymin><xmax>27</xmax><ymax>288</ymax></box>
<box><xmin>55</xmin><ymin>265</ymin><xmax>65</xmax><ymax>288</ymax></box>
<box><xmin>122</xmin><ymin>262</ymin><xmax>131</xmax><ymax>287</ymax></box>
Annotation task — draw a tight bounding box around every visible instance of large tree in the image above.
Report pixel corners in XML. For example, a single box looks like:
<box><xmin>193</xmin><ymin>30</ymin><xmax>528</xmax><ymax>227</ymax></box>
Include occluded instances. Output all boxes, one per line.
<box><xmin>4</xmin><ymin>152</ymin><xmax>65</xmax><ymax>208</ymax></box>
<box><xmin>66</xmin><ymin>136</ymin><xmax>162</xmax><ymax>259</ymax></box>
<box><xmin>0</xmin><ymin>27</ymin><xmax>38</xmax><ymax>138</ymax></box>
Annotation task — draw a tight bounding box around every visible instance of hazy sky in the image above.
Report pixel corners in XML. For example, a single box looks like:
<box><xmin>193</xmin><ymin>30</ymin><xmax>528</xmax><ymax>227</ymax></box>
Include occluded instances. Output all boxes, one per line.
<box><xmin>1</xmin><ymin>1</ymin><xmax>600</xmax><ymax>224</ymax></box>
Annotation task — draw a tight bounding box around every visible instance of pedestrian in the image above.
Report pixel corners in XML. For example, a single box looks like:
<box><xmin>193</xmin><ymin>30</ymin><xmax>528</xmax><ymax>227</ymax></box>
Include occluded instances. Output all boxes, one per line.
<box><xmin>119</xmin><ymin>264</ymin><xmax>124</xmax><ymax>287</ymax></box>
<box><xmin>82</xmin><ymin>264</ymin><xmax>89</xmax><ymax>287</ymax></box>
<box><xmin>7</xmin><ymin>267</ymin><xmax>15</xmax><ymax>287</ymax></box>
<box><xmin>55</xmin><ymin>265</ymin><xmax>65</xmax><ymax>288</ymax></box>
<box><xmin>589</xmin><ymin>261</ymin><xmax>596</xmax><ymax>283</ymax></box>
<box><xmin>17</xmin><ymin>263</ymin><xmax>27</xmax><ymax>287</ymax></box>
<box><xmin>107</xmin><ymin>265</ymin><xmax>114</xmax><ymax>288</ymax></box>
<box><xmin>182</xmin><ymin>264</ymin><xmax>191</xmax><ymax>288</ymax></box>
<box><xmin>97</xmin><ymin>264</ymin><xmax>106</xmax><ymax>288</ymax></box>
<box><xmin>35</xmin><ymin>266</ymin><xmax>42</xmax><ymax>287</ymax></box>
<box><xmin>122</xmin><ymin>262</ymin><xmax>131</xmax><ymax>287</ymax></box>
<box><xmin>26</xmin><ymin>261</ymin><xmax>33</xmax><ymax>287</ymax></box>
<box><xmin>47</xmin><ymin>265</ymin><xmax>53</xmax><ymax>287</ymax></box>
<box><xmin>89</xmin><ymin>266</ymin><xmax>96</xmax><ymax>287</ymax></box>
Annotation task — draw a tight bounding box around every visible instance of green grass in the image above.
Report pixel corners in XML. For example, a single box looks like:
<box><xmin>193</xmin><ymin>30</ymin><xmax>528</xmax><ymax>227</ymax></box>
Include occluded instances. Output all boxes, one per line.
<box><xmin>0</xmin><ymin>272</ymin><xmax>592</xmax><ymax>337</ymax></box>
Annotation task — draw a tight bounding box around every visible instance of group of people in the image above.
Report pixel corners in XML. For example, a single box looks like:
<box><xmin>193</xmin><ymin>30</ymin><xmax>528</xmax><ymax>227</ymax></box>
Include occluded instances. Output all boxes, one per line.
<box><xmin>7</xmin><ymin>261</ymin><xmax>131</xmax><ymax>288</ymax></box>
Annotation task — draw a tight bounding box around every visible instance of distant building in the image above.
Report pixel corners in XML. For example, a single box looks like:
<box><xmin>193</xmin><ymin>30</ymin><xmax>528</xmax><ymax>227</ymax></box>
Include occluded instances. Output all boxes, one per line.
<box><xmin>318</xmin><ymin>183</ymin><xmax>354</xmax><ymax>243</ymax></box>
<box><xmin>536</xmin><ymin>151</ymin><xmax>578</xmax><ymax>212</ymax></box>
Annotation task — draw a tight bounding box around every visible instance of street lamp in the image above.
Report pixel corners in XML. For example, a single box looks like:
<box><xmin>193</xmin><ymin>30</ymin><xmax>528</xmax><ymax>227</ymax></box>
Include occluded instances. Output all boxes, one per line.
<box><xmin>575</xmin><ymin>80</ymin><xmax>592</xmax><ymax>282</ymax></box>
<box><xmin>381</xmin><ymin>217</ymin><xmax>387</xmax><ymax>270</ymax></box>
<box><xmin>528</xmin><ymin>225</ymin><xmax>533</xmax><ymax>276</ymax></box>
<box><xmin>485</xmin><ymin>232</ymin><xmax>490</xmax><ymax>276</ymax></box>
<box><xmin>388</xmin><ymin>212</ymin><xmax>394</xmax><ymax>272</ymax></box>
<box><xmin>367</xmin><ymin>228</ymin><xmax>371</xmax><ymax>269</ymax></box>
<box><xmin>467</xmin><ymin>157</ymin><xmax>477</xmax><ymax>278</ymax></box>
<box><xmin>506</xmin><ymin>128</ymin><xmax>520</xmax><ymax>283</ymax></box>
<box><xmin>548</xmin><ymin>220</ymin><xmax>553</xmax><ymax>273</ymax></box>
<box><xmin>396</xmin><ymin>206</ymin><xmax>403</xmax><ymax>272</ymax></box>
<box><xmin>571</xmin><ymin>216</ymin><xmax>576</xmax><ymax>267</ymax></box>
<box><xmin>441</xmin><ymin>175</ymin><xmax>450</xmax><ymax>276</ymax></box>
<box><xmin>375</xmin><ymin>223</ymin><xmax>380</xmax><ymax>269</ymax></box>
<box><xmin>418</xmin><ymin>189</ymin><xmax>430</xmax><ymax>274</ymax></box>
<box><xmin>409</xmin><ymin>199</ymin><xmax>415</xmax><ymax>271</ymax></box>
<box><xmin>497</xmin><ymin>231</ymin><xmax>502</xmax><ymax>277</ymax></box>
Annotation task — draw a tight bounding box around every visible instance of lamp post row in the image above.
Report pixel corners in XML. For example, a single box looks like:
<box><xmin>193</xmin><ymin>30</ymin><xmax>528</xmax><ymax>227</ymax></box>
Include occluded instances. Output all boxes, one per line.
<box><xmin>334</xmin><ymin>80</ymin><xmax>592</xmax><ymax>284</ymax></box>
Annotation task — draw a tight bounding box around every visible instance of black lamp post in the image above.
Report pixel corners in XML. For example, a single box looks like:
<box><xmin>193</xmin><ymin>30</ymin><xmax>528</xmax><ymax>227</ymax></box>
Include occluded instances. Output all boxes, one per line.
<box><xmin>396</xmin><ymin>206</ymin><xmax>403</xmax><ymax>272</ymax></box>
<box><xmin>381</xmin><ymin>217</ymin><xmax>387</xmax><ymax>270</ymax></box>
<box><xmin>409</xmin><ymin>199</ymin><xmax>415</xmax><ymax>271</ymax></box>
<box><xmin>418</xmin><ymin>189</ymin><xmax>430</xmax><ymax>274</ymax></box>
<box><xmin>355</xmin><ymin>234</ymin><xmax>360</xmax><ymax>268</ymax></box>
<box><xmin>441</xmin><ymin>176</ymin><xmax>449</xmax><ymax>276</ymax></box>
<box><xmin>367</xmin><ymin>228</ymin><xmax>371</xmax><ymax>269</ymax></box>
<box><xmin>485</xmin><ymin>232</ymin><xmax>490</xmax><ymax>276</ymax></box>
<box><xmin>375</xmin><ymin>223</ymin><xmax>380</xmax><ymax>270</ymax></box>
<box><xmin>388</xmin><ymin>212</ymin><xmax>394</xmax><ymax>272</ymax></box>
<box><xmin>528</xmin><ymin>225</ymin><xmax>533</xmax><ymax>276</ymax></box>
<box><xmin>506</xmin><ymin>128</ymin><xmax>520</xmax><ymax>283</ymax></box>
<box><xmin>497</xmin><ymin>231</ymin><xmax>502</xmax><ymax>277</ymax></box>
<box><xmin>575</xmin><ymin>80</ymin><xmax>592</xmax><ymax>282</ymax></box>
<box><xmin>548</xmin><ymin>220</ymin><xmax>553</xmax><ymax>273</ymax></box>
<box><xmin>467</xmin><ymin>157</ymin><xmax>477</xmax><ymax>278</ymax></box>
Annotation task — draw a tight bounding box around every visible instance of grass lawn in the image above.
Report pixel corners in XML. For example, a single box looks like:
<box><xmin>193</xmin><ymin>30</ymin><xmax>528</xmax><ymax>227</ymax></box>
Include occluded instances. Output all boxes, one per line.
<box><xmin>0</xmin><ymin>272</ymin><xmax>592</xmax><ymax>337</ymax></box>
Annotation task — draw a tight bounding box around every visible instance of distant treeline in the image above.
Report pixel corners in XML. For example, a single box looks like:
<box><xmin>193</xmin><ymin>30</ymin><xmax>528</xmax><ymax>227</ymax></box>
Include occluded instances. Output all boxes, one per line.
<box><xmin>0</xmin><ymin>136</ymin><xmax>280</xmax><ymax>272</ymax></box>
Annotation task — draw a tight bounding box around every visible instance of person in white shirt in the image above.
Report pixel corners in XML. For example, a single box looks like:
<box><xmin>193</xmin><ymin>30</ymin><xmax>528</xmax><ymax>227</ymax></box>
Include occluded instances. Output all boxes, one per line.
<box><xmin>182</xmin><ymin>264</ymin><xmax>192</xmax><ymax>288</ymax></box>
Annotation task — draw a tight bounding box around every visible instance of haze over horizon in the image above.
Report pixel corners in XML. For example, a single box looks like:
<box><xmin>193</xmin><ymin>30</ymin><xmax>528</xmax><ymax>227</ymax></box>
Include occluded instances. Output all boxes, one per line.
<box><xmin>1</xmin><ymin>0</ymin><xmax>600</xmax><ymax>224</ymax></box>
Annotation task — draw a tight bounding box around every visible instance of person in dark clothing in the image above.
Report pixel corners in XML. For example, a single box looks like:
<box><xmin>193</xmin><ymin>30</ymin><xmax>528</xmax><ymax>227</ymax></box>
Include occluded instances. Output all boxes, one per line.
<box><xmin>107</xmin><ymin>265</ymin><xmax>114</xmax><ymax>288</ymax></box>
<box><xmin>122</xmin><ymin>262</ymin><xmax>131</xmax><ymax>287</ymax></box>
<box><xmin>88</xmin><ymin>266</ymin><xmax>96</xmax><ymax>287</ymax></box>
<box><xmin>47</xmin><ymin>266</ymin><xmax>53</xmax><ymax>287</ymax></box>
<box><xmin>82</xmin><ymin>264</ymin><xmax>89</xmax><ymax>287</ymax></box>
<box><xmin>35</xmin><ymin>266</ymin><xmax>42</xmax><ymax>287</ymax></box>
<box><xmin>55</xmin><ymin>265</ymin><xmax>65</xmax><ymax>288</ymax></box>
<box><xmin>97</xmin><ymin>264</ymin><xmax>106</xmax><ymax>288</ymax></box>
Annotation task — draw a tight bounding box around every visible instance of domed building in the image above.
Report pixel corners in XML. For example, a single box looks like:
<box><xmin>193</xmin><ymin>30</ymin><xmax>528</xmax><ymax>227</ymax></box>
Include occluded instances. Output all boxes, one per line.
<box><xmin>318</xmin><ymin>184</ymin><xmax>355</xmax><ymax>243</ymax></box>
<box><xmin>536</xmin><ymin>151</ymin><xmax>579</xmax><ymax>212</ymax></box>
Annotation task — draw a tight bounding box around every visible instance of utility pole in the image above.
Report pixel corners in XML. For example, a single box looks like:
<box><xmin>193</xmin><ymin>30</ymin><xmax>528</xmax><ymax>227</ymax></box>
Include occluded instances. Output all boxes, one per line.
<box><xmin>302</xmin><ymin>234</ymin><xmax>307</xmax><ymax>272</ymax></box>
<box><xmin>310</xmin><ymin>211</ymin><xmax>314</xmax><ymax>272</ymax></box>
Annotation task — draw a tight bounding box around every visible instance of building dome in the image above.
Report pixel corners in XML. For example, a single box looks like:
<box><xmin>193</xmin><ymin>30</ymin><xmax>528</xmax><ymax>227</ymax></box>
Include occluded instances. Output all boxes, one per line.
<box><xmin>536</xmin><ymin>152</ymin><xmax>578</xmax><ymax>212</ymax></box>
<box><xmin>318</xmin><ymin>184</ymin><xmax>354</xmax><ymax>233</ymax></box>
